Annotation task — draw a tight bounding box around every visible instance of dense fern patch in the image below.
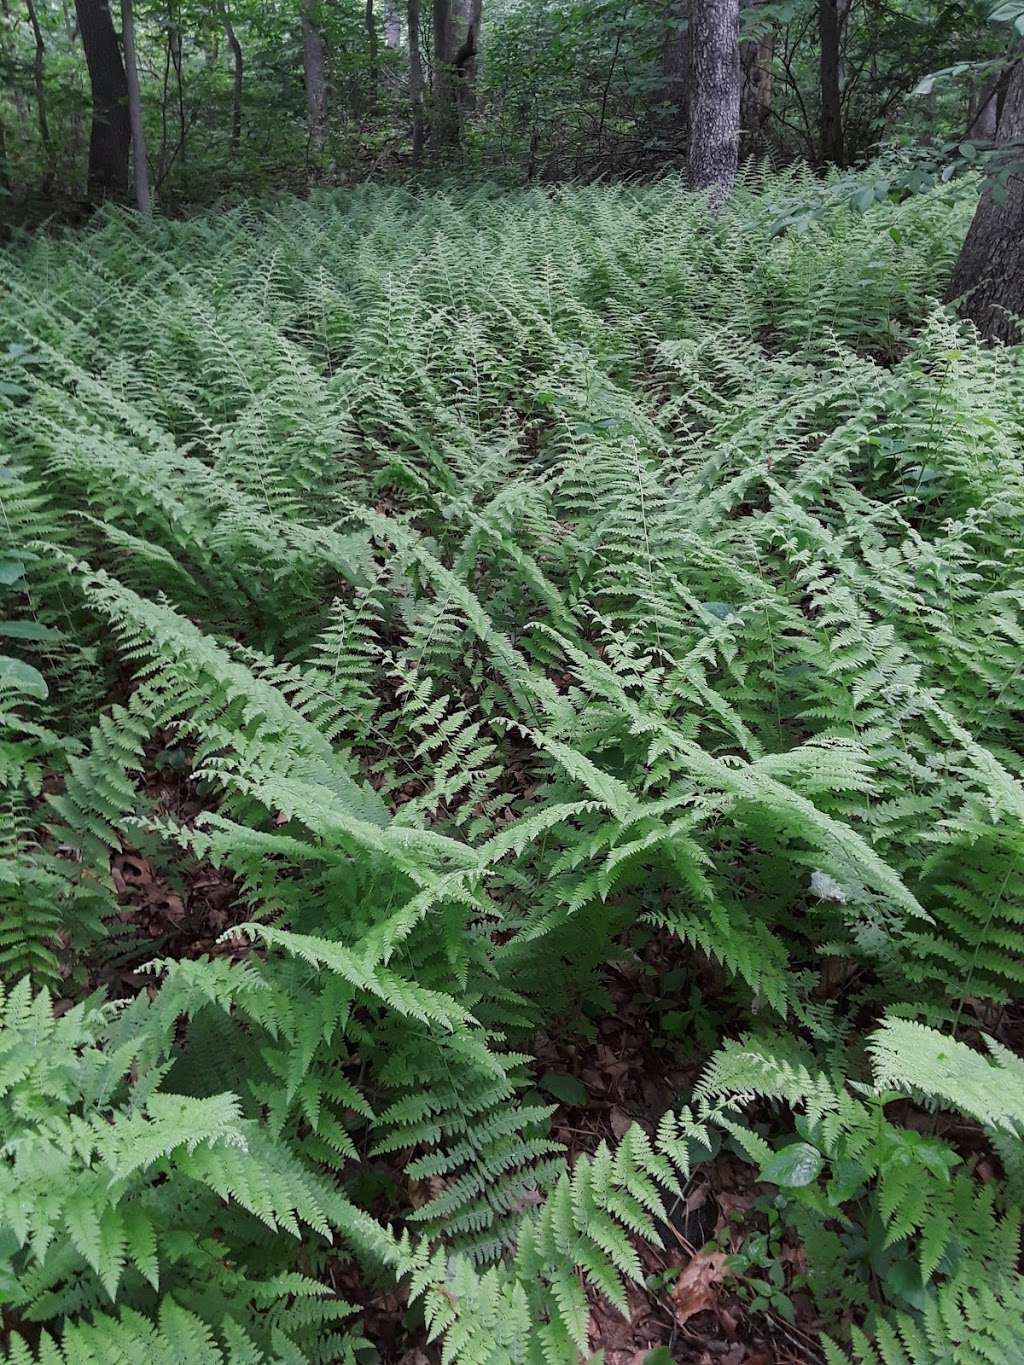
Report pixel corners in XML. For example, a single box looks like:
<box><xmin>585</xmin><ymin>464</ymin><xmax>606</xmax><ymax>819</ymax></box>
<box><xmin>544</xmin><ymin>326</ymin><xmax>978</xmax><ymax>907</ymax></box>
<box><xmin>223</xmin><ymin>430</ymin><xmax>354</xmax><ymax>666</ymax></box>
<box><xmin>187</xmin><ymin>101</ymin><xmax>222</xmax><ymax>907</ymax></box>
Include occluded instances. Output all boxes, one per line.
<box><xmin>2</xmin><ymin>171</ymin><xmax>1024</xmax><ymax>1363</ymax></box>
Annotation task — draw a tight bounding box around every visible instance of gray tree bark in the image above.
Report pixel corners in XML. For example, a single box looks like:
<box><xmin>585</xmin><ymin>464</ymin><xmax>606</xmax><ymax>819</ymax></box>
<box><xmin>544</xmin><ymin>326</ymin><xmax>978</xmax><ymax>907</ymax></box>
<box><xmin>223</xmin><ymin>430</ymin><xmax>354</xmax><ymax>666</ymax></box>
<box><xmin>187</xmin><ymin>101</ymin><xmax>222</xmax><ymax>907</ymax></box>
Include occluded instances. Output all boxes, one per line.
<box><xmin>967</xmin><ymin>69</ymin><xmax>1004</xmax><ymax>142</ymax></box>
<box><xmin>121</xmin><ymin>0</ymin><xmax>151</xmax><ymax>214</ymax></box>
<box><xmin>384</xmin><ymin>1</ymin><xmax>401</xmax><ymax>47</ymax></box>
<box><xmin>301</xmin><ymin>0</ymin><xmax>327</xmax><ymax>153</ymax></box>
<box><xmin>947</xmin><ymin>54</ymin><xmax>1024</xmax><ymax>344</ymax></box>
<box><xmin>687</xmin><ymin>0</ymin><xmax>740</xmax><ymax>205</ymax></box>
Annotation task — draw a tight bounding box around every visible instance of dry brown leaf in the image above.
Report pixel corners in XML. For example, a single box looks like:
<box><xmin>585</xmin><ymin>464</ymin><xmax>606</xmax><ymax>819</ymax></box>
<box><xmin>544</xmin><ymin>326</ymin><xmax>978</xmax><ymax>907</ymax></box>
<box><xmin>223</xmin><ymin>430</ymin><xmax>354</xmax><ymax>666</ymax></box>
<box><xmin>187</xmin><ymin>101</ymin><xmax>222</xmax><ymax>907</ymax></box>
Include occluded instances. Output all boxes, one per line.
<box><xmin>673</xmin><ymin>1249</ymin><xmax>730</xmax><ymax>1327</ymax></box>
<box><xmin>111</xmin><ymin>853</ymin><xmax>153</xmax><ymax>895</ymax></box>
<box><xmin>610</xmin><ymin>1106</ymin><xmax>632</xmax><ymax>1139</ymax></box>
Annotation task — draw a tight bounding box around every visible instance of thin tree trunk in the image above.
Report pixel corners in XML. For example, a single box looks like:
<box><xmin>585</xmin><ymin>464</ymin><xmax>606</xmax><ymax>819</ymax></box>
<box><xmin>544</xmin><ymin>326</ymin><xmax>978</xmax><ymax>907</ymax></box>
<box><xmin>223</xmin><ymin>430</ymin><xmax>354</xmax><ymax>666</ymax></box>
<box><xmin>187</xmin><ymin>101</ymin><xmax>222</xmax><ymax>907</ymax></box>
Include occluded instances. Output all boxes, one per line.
<box><xmin>662</xmin><ymin>0</ymin><xmax>690</xmax><ymax>134</ymax></box>
<box><xmin>740</xmin><ymin>0</ymin><xmax>772</xmax><ymax>156</ymax></box>
<box><xmin>688</xmin><ymin>0</ymin><xmax>741</xmax><ymax>205</ymax></box>
<box><xmin>25</xmin><ymin>0</ymin><xmax>54</xmax><ymax>192</ymax></box>
<box><xmin>367</xmin><ymin>0</ymin><xmax>378</xmax><ymax>101</ymax></box>
<box><xmin>215</xmin><ymin>0</ymin><xmax>242</xmax><ymax>155</ymax></box>
<box><xmin>408</xmin><ymin>0</ymin><xmax>426</xmax><ymax>162</ymax></box>
<box><xmin>457</xmin><ymin>0</ymin><xmax>481</xmax><ymax>113</ymax></box>
<box><xmin>302</xmin><ymin>0</ymin><xmax>327</xmax><ymax>153</ymax></box>
<box><xmin>947</xmin><ymin>53</ymin><xmax>1024</xmax><ymax>344</ymax></box>
<box><xmin>73</xmin><ymin>0</ymin><xmax>130</xmax><ymax>199</ymax></box>
<box><xmin>818</xmin><ymin>0</ymin><xmax>847</xmax><ymax>166</ymax></box>
<box><xmin>170</xmin><ymin>18</ymin><xmax>185</xmax><ymax>162</ymax></box>
<box><xmin>121</xmin><ymin>0</ymin><xmax>151</xmax><ymax>214</ymax></box>
<box><xmin>159</xmin><ymin>19</ymin><xmax>171</xmax><ymax>172</ymax></box>
<box><xmin>0</xmin><ymin>113</ymin><xmax>9</xmax><ymax>196</ymax></box>
<box><xmin>431</xmin><ymin>0</ymin><xmax>460</xmax><ymax>150</ymax></box>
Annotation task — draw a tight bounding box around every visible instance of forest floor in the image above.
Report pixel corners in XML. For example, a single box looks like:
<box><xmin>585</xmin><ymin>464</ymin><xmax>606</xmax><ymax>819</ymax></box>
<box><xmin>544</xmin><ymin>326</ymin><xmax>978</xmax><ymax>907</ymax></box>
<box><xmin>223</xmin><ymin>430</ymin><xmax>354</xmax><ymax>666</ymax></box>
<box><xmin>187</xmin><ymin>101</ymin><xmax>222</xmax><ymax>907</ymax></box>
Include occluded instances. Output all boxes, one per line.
<box><xmin>4</xmin><ymin>176</ymin><xmax>1023</xmax><ymax>1365</ymax></box>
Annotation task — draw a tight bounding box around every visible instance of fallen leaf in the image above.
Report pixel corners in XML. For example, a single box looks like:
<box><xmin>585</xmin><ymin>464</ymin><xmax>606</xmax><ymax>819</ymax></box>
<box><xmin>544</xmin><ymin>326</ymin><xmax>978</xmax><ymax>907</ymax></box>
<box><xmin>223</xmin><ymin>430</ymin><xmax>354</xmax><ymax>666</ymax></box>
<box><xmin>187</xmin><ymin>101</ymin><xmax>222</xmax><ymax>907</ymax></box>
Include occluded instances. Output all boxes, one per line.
<box><xmin>673</xmin><ymin>1249</ymin><xmax>730</xmax><ymax>1327</ymax></box>
<box><xmin>111</xmin><ymin>853</ymin><xmax>152</xmax><ymax>894</ymax></box>
<box><xmin>610</xmin><ymin>1106</ymin><xmax>632</xmax><ymax>1139</ymax></box>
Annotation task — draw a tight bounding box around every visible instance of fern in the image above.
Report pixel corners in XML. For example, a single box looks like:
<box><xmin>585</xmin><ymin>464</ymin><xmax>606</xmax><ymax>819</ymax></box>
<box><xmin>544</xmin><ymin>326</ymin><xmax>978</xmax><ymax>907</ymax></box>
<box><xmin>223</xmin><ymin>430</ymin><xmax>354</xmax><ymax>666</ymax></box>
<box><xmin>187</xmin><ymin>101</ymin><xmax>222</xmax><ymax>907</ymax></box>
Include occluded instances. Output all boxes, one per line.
<box><xmin>3</xmin><ymin>177</ymin><xmax>1024</xmax><ymax>1363</ymax></box>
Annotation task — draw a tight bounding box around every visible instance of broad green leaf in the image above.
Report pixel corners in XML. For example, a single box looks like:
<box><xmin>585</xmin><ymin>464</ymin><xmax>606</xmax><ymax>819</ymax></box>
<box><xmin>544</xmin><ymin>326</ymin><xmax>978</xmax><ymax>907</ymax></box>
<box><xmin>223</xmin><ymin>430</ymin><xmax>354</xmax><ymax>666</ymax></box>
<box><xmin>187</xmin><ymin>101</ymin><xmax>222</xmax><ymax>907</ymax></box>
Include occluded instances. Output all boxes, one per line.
<box><xmin>0</xmin><ymin>655</ymin><xmax>47</xmax><ymax>699</ymax></box>
<box><xmin>540</xmin><ymin>1073</ymin><xmax>589</xmax><ymax>1107</ymax></box>
<box><xmin>0</xmin><ymin>620</ymin><xmax>61</xmax><ymax>643</ymax></box>
<box><xmin>759</xmin><ymin>1142</ymin><xmax>823</xmax><ymax>1188</ymax></box>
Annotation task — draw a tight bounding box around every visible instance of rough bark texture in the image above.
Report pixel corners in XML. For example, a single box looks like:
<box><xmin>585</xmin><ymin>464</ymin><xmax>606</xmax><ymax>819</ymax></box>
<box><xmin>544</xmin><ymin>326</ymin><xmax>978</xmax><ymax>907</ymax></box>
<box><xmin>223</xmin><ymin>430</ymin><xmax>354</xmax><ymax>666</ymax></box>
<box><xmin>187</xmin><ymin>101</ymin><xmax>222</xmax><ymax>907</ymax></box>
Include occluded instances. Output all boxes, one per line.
<box><xmin>740</xmin><ymin>0</ymin><xmax>772</xmax><ymax>156</ymax></box>
<box><xmin>407</xmin><ymin>0</ymin><xmax>426</xmax><ymax>163</ymax></box>
<box><xmin>121</xmin><ymin>0</ymin><xmax>150</xmax><ymax>214</ymax></box>
<box><xmin>74</xmin><ymin>0</ymin><xmax>130</xmax><ymax>199</ymax></box>
<box><xmin>687</xmin><ymin>0</ymin><xmax>740</xmax><ymax>205</ymax></box>
<box><xmin>947</xmin><ymin>55</ymin><xmax>1024</xmax><ymax>344</ymax></box>
<box><xmin>818</xmin><ymin>0</ymin><xmax>847</xmax><ymax>166</ymax></box>
<box><xmin>301</xmin><ymin>0</ymin><xmax>328</xmax><ymax>152</ymax></box>
<box><xmin>662</xmin><ymin>0</ymin><xmax>689</xmax><ymax>133</ymax></box>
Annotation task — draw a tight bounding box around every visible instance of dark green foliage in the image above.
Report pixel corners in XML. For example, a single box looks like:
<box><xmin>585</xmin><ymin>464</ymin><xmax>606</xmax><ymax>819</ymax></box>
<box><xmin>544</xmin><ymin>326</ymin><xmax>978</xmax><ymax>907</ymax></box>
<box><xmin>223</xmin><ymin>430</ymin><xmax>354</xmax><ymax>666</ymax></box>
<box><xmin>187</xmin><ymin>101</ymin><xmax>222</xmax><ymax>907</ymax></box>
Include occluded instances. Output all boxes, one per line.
<box><xmin>0</xmin><ymin>0</ymin><xmax>1014</xmax><ymax>211</ymax></box>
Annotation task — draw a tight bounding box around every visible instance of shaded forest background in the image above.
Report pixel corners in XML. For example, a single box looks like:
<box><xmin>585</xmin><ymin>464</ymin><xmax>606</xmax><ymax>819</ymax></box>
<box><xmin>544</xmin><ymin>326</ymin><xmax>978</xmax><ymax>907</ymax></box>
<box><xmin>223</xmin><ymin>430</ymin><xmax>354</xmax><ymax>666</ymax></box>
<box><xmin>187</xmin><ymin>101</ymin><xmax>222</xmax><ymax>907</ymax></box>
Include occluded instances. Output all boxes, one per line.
<box><xmin>0</xmin><ymin>0</ymin><xmax>1021</xmax><ymax>217</ymax></box>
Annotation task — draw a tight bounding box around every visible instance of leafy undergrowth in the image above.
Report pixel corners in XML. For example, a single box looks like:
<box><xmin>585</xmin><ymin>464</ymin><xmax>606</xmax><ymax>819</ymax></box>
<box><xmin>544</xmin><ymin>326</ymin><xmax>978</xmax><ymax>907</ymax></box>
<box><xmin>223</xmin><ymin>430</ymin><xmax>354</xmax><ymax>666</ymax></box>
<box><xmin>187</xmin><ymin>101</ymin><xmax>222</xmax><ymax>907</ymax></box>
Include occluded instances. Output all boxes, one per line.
<box><xmin>3</xmin><ymin>171</ymin><xmax>1024</xmax><ymax>1365</ymax></box>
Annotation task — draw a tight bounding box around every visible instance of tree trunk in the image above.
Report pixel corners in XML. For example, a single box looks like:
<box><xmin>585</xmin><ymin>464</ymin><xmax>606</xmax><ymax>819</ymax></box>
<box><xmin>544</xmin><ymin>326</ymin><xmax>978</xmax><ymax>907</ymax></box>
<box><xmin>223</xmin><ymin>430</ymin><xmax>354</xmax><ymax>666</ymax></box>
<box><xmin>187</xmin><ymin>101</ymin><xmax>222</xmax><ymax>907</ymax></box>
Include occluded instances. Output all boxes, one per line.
<box><xmin>457</xmin><ymin>0</ymin><xmax>482</xmax><ymax>114</ymax></box>
<box><xmin>818</xmin><ymin>0</ymin><xmax>847</xmax><ymax>166</ymax></box>
<box><xmin>407</xmin><ymin>0</ymin><xmax>426</xmax><ymax>163</ymax></box>
<box><xmin>384</xmin><ymin>1</ymin><xmax>401</xmax><ymax>47</ymax></box>
<box><xmin>662</xmin><ymin>0</ymin><xmax>689</xmax><ymax>134</ymax></box>
<box><xmin>431</xmin><ymin>0</ymin><xmax>459</xmax><ymax>150</ymax></box>
<box><xmin>121</xmin><ymin>0</ymin><xmax>151</xmax><ymax>214</ymax></box>
<box><xmin>170</xmin><ymin>19</ymin><xmax>186</xmax><ymax>164</ymax></box>
<box><xmin>968</xmin><ymin>88</ymin><xmax>999</xmax><ymax>141</ymax></box>
<box><xmin>740</xmin><ymin>0</ymin><xmax>772</xmax><ymax>156</ymax></box>
<box><xmin>74</xmin><ymin>0</ymin><xmax>130</xmax><ymax>199</ymax></box>
<box><xmin>302</xmin><ymin>0</ymin><xmax>327</xmax><ymax>153</ymax></box>
<box><xmin>366</xmin><ymin>0</ymin><xmax>378</xmax><ymax>99</ymax></box>
<box><xmin>0</xmin><ymin>113</ymin><xmax>9</xmax><ymax>196</ymax></box>
<box><xmin>215</xmin><ymin>0</ymin><xmax>242</xmax><ymax>155</ymax></box>
<box><xmin>967</xmin><ymin>66</ymin><xmax>1009</xmax><ymax>142</ymax></box>
<box><xmin>687</xmin><ymin>0</ymin><xmax>740</xmax><ymax>205</ymax></box>
<box><xmin>25</xmin><ymin>0</ymin><xmax>54</xmax><ymax>192</ymax></box>
<box><xmin>947</xmin><ymin>54</ymin><xmax>1024</xmax><ymax>344</ymax></box>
